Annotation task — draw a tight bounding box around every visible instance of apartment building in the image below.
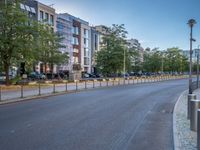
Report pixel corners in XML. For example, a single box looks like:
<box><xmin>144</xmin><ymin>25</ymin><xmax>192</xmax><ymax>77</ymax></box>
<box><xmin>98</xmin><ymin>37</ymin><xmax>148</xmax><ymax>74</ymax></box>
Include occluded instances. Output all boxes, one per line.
<box><xmin>57</xmin><ymin>13</ymin><xmax>92</xmax><ymax>76</ymax></box>
<box><xmin>91</xmin><ymin>27</ymin><xmax>100</xmax><ymax>73</ymax></box>
<box><xmin>23</xmin><ymin>0</ymin><xmax>56</xmax><ymax>73</ymax></box>
<box><xmin>56</xmin><ymin>14</ymin><xmax>73</xmax><ymax>72</ymax></box>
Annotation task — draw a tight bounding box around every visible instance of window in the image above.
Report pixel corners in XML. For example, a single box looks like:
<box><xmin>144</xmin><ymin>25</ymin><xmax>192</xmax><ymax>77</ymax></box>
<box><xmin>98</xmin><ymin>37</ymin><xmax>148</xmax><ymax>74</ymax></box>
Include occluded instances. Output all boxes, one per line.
<box><xmin>40</xmin><ymin>11</ymin><xmax>44</xmax><ymax>21</ymax></box>
<box><xmin>50</xmin><ymin>15</ymin><xmax>54</xmax><ymax>26</ymax></box>
<box><xmin>45</xmin><ymin>13</ymin><xmax>49</xmax><ymax>22</ymax></box>
<box><xmin>84</xmin><ymin>29</ymin><xmax>89</xmax><ymax>38</ymax></box>
<box><xmin>95</xmin><ymin>34</ymin><xmax>98</xmax><ymax>50</ymax></box>
<box><xmin>72</xmin><ymin>37</ymin><xmax>79</xmax><ymax>45</ymax></box>
<box><xmin>30</xmin><ymin>7</ymin><xmax>36</xmax><ymax>14</ymax></box>
<box><xmin>84</xmin><ymin>57</ymin><xmax>89</xmax><ymax>65</ymax></box>
<box><xmin>84</xmin><ymin>48</ymin><xmax>89</xmax><ymax>57</ymax></box>
<box><xmin>73</xmin><ymin>27</ymin><xmax>79</xmax><ymax>35</ymax></box>
<box><xmin>74</xmin><ymin>48</ymin><xmax>79</xmax><ymax>53</ymax></box>
<box><xmin>20</xmin><ymin>3</ymin><xmax>25</xmax><ymax>10</ymax></box>
<box><xmin>25</xmin><ymin>5</ymin><xmax>31</xmax><ymax>12</ymax></box>
<box><xmin>84</xmin><ymin>38</ymin><xmax>89</xmax><ymax>47</ymax></box>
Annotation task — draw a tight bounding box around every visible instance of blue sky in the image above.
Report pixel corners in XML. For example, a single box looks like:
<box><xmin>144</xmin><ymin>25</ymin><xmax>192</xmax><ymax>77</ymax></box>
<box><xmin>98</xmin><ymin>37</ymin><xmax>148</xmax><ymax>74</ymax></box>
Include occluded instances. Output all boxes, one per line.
<box><xmin>39</xmin><ymin>0</ymin><xmax>200</xmax><ymax>50</ymax></box>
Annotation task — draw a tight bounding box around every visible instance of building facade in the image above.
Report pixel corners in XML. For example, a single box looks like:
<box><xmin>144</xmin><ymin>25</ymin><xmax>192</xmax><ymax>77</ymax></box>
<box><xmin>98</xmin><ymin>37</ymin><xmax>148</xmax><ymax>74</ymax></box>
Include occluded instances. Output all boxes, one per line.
<box><xmin>23</xmin><ymin>0</ymin><xmax>56</xmax><ymax>74</ymax></box>
<box><xmin>57</xmin><ymin>13</ymin><xmax>92</xmax><ymax>74</ymax></box>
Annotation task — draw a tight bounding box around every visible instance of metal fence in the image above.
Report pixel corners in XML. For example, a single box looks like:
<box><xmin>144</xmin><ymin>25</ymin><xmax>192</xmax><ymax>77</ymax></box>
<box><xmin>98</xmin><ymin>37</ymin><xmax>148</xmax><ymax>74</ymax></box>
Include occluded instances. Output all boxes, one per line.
<box><xmin>0</xmin><ymin>75</ymin><xmax>186</xmax><ymax>102</ymax></box>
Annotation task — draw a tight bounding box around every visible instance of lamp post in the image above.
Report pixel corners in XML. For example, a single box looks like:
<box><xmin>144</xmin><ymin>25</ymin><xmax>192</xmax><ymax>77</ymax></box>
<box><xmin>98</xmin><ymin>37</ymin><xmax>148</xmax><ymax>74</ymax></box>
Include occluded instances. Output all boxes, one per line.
<box><xmin>123</xmin><ymin>48</ymin><xmax>126</xmax><ymax>79</ymax></box>
<box><xmin>197</xmin><ymin>45</ymin><xmax>200</xmax><ymax>88</ymax></box>
<box><xmin>188</xmin><ymin>19</ymin><xmax>196</xmax><ymax>94</ymax></box>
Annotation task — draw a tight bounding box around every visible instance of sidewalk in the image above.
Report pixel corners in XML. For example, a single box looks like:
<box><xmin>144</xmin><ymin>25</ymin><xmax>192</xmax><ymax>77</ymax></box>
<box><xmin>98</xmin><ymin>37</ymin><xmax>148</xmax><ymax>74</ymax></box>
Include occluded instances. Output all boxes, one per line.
<box><xmin>173</xmin><ymin>89</ymin><xmax>200</xmax><ymax>150</ymax></box>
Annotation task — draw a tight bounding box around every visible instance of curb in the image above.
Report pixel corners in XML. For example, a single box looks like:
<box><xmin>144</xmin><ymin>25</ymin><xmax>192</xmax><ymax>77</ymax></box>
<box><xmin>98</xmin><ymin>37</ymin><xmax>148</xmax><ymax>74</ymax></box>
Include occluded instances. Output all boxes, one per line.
<box><xmin>173</xmin><ymin>90</ymin><xmax>188</xmax><ymax>150</ymax></box>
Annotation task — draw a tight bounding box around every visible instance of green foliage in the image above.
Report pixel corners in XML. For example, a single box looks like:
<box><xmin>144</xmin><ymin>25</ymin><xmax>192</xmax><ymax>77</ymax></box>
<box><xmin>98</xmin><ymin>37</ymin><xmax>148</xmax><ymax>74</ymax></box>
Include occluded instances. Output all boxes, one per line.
<box><xmin>142</xmin><ymin>47</ymin><xmax>189</xmax><ymax>73</ymax></box>
<box><xmin>0</xmin><ymin>1</ymin><xmax>68</xmax><ymax>84</ymax></box>
<box><xmin>0</xmin><ymin>0</ymin><xmax>36</xmax><ymax>84</ymax></box>
<box><xmin>96</xmin><ymin>24</ymin><xmax>131</xmax><ymax>76</ymax></box>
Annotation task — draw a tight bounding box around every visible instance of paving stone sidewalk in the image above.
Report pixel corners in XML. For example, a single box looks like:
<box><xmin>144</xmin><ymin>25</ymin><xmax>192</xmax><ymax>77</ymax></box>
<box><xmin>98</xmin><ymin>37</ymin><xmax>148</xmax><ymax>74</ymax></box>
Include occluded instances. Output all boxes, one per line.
<box><xmin>173</xmin><ymin>89</ymin><xmax>200</xmax><ymax>150</ymax></box>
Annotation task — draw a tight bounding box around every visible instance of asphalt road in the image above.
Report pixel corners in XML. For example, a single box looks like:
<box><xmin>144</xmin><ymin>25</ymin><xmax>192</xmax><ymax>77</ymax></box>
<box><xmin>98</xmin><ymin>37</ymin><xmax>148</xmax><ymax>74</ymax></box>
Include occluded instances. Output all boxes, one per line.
<box><xmin>0</xmin><ymin>79</ymin><xmax>187</xmax><ymax>150</ymax></box>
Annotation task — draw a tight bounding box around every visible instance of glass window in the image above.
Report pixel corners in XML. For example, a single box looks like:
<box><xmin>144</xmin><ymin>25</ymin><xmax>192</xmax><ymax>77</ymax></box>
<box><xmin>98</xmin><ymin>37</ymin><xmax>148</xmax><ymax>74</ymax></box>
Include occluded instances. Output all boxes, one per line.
<box><xmin>40</xmin><ymin>11</ymin><xmax>44</xmax><ymax>21</ymax></box>
<box><xmin>45</xmin><ymin>13</ymin><xmax>49</xmax><ymax>22</ymax></box>
<box><xmin>72</xmin><ymin>37</ymin><xmax>79</xmax><ymax>45</ymax></box>
<box><xmin>20</xmin><ymin>3</ymin><xmax>25</xmax><ymax>10</ymax></box>
<box><xmin>30</xmin><ymin>7</ymin><xmax>36</xmax><ymax>13</ymax></box>
<box><xmin>84</xmin><ymin>57</ymin><xmax>89</xmax><ymax>65</ymax></box>
<box><xmin>25</xmin><ymin>5</ymin><xmax>31</xmax><ymax>12</ymax></box>
<box><xmin>50</xmin><ymin>15</ymin><xmax>54</xmax><ymax>26</ymax></box>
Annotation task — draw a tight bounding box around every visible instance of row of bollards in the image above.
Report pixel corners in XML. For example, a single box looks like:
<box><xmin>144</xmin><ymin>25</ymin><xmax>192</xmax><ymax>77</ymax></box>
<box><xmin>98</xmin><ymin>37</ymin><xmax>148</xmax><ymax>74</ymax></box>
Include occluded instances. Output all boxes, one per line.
<box><xmin>187</xmin><ymin>94</ymin><xmax>200</xmax><ymax>149</ymax></box>
<box><xmin>0</xmin><ymin>75</ymin><xmax>184</xmax><ymax>101</ymax></box>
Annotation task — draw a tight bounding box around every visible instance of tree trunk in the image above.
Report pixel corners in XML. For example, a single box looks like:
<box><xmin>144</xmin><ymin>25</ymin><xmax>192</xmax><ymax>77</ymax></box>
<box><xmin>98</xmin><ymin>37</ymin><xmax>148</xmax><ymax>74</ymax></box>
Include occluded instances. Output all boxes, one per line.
<box><xmin>44</xmin><ymin>62</ymin><xmax>47</xmax><ymax>80</ymax></box>
<box><xmin>4</xmin><ymin>63</ymin><xmax>10</xmax><ymax>85</ymax></box>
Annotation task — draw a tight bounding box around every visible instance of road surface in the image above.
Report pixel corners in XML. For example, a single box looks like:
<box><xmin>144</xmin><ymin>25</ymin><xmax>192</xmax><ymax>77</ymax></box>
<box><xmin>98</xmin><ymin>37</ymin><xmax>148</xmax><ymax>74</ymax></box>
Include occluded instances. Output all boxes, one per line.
<box><xmin>0</xmin><ymin>79</ymin><xmax>187</xmax><ymax>150</ymax></box>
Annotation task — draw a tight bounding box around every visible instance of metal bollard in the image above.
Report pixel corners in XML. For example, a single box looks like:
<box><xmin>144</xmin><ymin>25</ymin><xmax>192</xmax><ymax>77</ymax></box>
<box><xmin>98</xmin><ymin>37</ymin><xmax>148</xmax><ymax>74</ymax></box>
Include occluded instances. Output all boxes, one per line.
<box><xmin>53</xmin><ymin>83</ymin><xmax>56</xmax><ymax>93</ymax></box>
<box><xmin>0</xmin><ymin>86</ymin><xmax>2</xmax><ymax>101</ymax></box>
<box><xmin>113</xmin><ymin>79</ymin><xmax>114</xmax><ymax>86</ymax></box>
<box><xmin>85</xmin><ymin>80</ymin><xmax>87</xmax><ymax>89</ymax></box>
<box><xmin>76</xmin><ymin>81</ymin><xmax>78</xmax><ymax>91</ymax></box>
<box><xmin>65</xmin><ymin>82</ymin><xmax>68</xmax><ymax>91</ymax></box>
<box><xmin>190</xmin><ymin>99</ymin><xmax>200</xmax><ymax>131</ymax></box>
<box><xmin>118</xmin><ymin>79</ymin><xmax>120</xmax><ymax>85</ymax></box>
<box><xmin>188</xmin><ymin>94</ymin><xmax>197</xmax><ymax>119</ymax></box>
<box><xmin>21</xmin><ymin>85</ymin><xmax>23</xmax><ymax>98</ymax></box>
<box><xmin>107</xmin><ymin>79</ymin><xmax>108</xmax><ymax>86</ymax></box>
<box><xmin>100</xmin><ymin>80</ymin><xmax>102</xmax><ymax>87</ymax></box>
<box><xmin>38</xmin><ymin>83</ymin><xmax>41</xmax><ymax>95</ymax></box>
<box><xmin>197</xmin><ymin>109</ymin><xmax>200</xmax><ymax>149</ymax></box>
<box><xmin>93</xmin><ymin>80</ymin><xmax>95</xmax><ymax>88</ymax></box>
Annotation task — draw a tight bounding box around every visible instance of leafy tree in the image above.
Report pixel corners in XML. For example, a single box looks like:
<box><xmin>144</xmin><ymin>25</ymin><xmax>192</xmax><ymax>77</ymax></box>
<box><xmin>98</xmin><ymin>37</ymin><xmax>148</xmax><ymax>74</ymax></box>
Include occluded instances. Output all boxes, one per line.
<box><xmin>0</xmin><ymin>0</ymin><xmax>37</xmax><ymax>85</ymax></box>
<box><xmin>96</xmin><ymin>24</ymin><xmax>130</xmax><ymax>76</ymax></box>
<box><xmin>143</xmin><ymin>48</ymin><xmax>162</xmax><ymax>72</ymax></box>
<box><xmin>35</xmin><ymin>23</ymin><xmax>68</xmax><ymax>76</ymax></box>
<box><xmin>127</xmin><ymin>47</ymin><xmax>141</xmax><ymax>72</ymax></box>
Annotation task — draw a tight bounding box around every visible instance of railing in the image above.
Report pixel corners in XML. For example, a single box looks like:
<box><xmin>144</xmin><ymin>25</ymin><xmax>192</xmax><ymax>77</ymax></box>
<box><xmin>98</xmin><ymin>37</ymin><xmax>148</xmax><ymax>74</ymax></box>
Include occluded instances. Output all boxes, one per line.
<box><xmin>0</xmin><ymin>75</ymin><xmax>187</xmax><ymax>102</ymax></box>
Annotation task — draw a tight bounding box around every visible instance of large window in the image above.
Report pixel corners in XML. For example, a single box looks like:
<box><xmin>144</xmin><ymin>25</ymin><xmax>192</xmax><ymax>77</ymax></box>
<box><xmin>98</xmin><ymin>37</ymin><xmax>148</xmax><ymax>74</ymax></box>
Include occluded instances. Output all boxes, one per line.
<box><xmin>72</xmin><ymin>37</ymin><xmax>79</xmax><ymax>45</ymax></box>
<box><xmin>84</xmin><ymin>29</ymin><xmax>89</xmax><ymax>38</ymax></box>
<box><xmin>45</xmin><ymin>13</ymin><xmax>49</xmax><ymax>22</ymax></box>
<box><xmin>40</xmin><ymin>10</ymin><xmax>44</xmax><ymax>21</ymax></box>
<box><xmin>73</xmin><ymin>27</ymin><xmax>79</xmax><ymax>35</ymax></box>
<box><xmin>84</xmin><ymin>48</ymin><xmax>89</xmax><ymax>57</ymax></box>
<box><xmin>84</xmin><ymin>38</ymin><xmax>89</xmax><ymax>47</ymax></box>
<box><xmin>50</xmin><ymin>15</ymin><xmax>54</xmax><ymax>26</ymax></box>
<box><xmin>84</xmin><ymin>57</ymin><xmax>89</xmax><ymax>65</ymax></box>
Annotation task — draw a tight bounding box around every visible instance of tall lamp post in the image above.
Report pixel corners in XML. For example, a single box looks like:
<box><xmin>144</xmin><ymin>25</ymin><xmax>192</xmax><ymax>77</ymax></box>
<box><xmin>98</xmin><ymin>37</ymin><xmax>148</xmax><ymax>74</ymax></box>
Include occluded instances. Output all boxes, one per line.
<box><xmin>197</xmin><ymin>45</ymin><xmax>200</xmax><ymax>88</ymax></box>
<box><xmin>188</xmin><ymin>19</ymin><xmax>196</xmax><ymax>94</ymax></box>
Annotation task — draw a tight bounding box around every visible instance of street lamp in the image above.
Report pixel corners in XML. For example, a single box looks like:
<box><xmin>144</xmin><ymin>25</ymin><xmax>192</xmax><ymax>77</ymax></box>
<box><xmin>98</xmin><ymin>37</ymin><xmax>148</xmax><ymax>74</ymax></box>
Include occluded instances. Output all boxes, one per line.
<box><xmin>123</xmin><ymin>48</ymin><xmax>126</xmax><ymax>79</ymax></box>
<box><xmin>187</xmin><ymin>19</ymin><xmax>196</xmax><ymax>94</ymax></box>
<box><xmin>196</xmin><ymin>45</ymin><xmax>200</xmax><ymax>88</ymax></box>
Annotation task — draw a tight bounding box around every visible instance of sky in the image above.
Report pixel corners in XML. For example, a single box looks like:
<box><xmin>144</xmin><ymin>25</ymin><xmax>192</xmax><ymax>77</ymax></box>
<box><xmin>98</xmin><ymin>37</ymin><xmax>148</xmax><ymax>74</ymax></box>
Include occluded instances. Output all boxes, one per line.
<box><xmin>39</xmin><ymin>0</ymin><xmax>200</xmax><ymax>50</ymax></box>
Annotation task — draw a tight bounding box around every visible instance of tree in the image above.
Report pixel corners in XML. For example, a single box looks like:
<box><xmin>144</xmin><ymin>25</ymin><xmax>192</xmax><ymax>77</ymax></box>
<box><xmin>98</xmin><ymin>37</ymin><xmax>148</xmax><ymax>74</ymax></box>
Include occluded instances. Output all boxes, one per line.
<box><xmin>96</xmin><ymin>24</ymin><xmax>131</xmax><ymax>76</ymax></box>
<box><xmin>35</xmin><ymin>23</ymin><xmax>68</xmax><ymax>76</ymax></box>
<box><xmin>164</xmin><ymin>47</ymin><xmax>188</xmax><ymax>73</ymax></box>
<box><xmin>0</xmin><ymin>0</ymin><xmax>37</xmax><ymax>85</ymax></box>
<box><xmin>143</xmin><ymin>48</ymin><xmax>162</xmax><ymax>72</ymax></box>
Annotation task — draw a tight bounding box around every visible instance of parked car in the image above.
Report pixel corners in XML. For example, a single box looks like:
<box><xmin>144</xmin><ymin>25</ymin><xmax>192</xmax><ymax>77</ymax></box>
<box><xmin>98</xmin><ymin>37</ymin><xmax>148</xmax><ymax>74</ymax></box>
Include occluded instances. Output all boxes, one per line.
<box><xmin>28</xmin><ymin>72</ymin><xmax>46</xmax><ymax>80</ymax></box>
<box><xmin>0</xmin><ymin>73</ymin><xmax>6</xmax><ymax>81</ymax></box>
